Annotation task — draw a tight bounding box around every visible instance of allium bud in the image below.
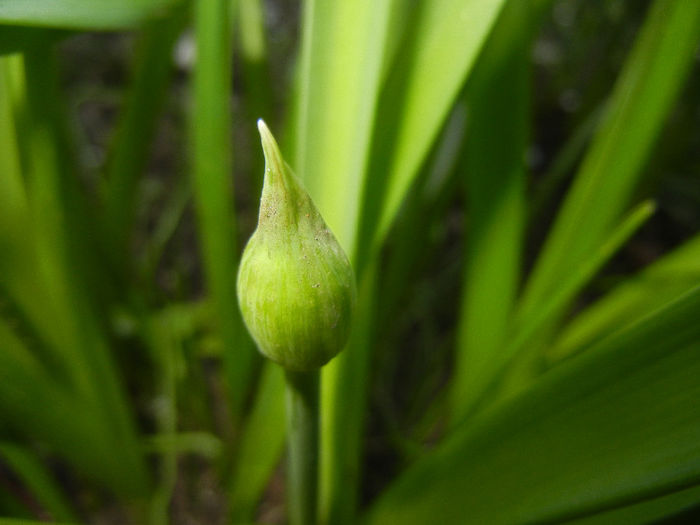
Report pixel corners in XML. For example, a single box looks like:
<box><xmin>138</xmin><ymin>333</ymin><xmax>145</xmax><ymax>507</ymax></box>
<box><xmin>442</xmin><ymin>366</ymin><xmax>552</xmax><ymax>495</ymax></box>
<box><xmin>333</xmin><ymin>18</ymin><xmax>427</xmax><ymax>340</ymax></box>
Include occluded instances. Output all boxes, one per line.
<box><xmin>237</xmin><ymin>120</ymin><xmax>356</xmax><ymax>371</ymax></box>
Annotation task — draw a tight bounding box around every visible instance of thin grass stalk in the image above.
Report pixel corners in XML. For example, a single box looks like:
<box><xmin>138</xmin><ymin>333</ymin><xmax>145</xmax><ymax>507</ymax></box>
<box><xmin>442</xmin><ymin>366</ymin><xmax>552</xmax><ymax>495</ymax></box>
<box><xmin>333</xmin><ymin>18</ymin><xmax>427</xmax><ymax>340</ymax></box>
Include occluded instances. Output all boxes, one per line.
<box><xmin>148</xmin><ymin>314</ymin><xmax>180</xmax><ymax>525</ymax></box>
<box><xmin>192</xmin><ymin>0</ymin><xmax>256</xmax><ymax>423</ymax></box>
<box><xmin>102</xmin><ymin>9</ymin><xmax>186</xmax><ymax>271</ymax></box>
<box><xmin>237</xmin><ymin>0</ymin><xmax>272</xmax><ymax>199</ymax></box>
<box><xmin>0</xmin><ymin>54</ymin><xmax>87</xmax><ymax>389</ymax></box>
<box><xmin>229</xmin><ymin>363</ymin><xmax>285</xmax><ymax>522</ymax></box>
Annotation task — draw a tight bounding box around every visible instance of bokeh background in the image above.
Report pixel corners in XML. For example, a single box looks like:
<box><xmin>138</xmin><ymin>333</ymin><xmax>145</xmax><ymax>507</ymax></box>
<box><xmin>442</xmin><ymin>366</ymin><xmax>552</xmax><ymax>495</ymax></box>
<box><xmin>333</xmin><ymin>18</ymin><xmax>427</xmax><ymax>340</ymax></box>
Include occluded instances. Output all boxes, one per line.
<box><xmin>1</xmin><ymin>0</ymin><xmax>700</xmax><ymax>523</ymax></box>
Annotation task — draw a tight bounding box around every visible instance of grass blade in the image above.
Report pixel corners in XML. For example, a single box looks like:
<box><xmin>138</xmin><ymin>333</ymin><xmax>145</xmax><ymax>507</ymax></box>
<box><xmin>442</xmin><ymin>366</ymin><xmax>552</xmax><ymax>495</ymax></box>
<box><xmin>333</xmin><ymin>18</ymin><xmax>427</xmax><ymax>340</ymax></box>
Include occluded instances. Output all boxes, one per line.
<box><xmin>510</xmin><ymin>201</ymin><xmax>657</xmax><ymax>356</ymax></box>
<box><xmin>237</xmin><ymin>0</ymin><xmax>272</xmax><ymax>198</ymax></box>
<box><xmin>0</xmin><ymin>443</ymin><xmax>78</xmax><ymax>522</ymax></box>
<box><xmin>0</xmin><ymin>0</ymin><xmax>180</xmax><ymax>30</ymax></box>
<box><xmin>0</xmin><ymin>55</ymin><xmax>29</xmax><ymax>271</ymax></box>
<box><xmin>518</xmin><ymin>0</ymin><xmax>700</xmax><ymax>322</ymax></box>
<box><xmin>489</xmin><ymin>201</ymin><xmax>657</xmax><ymax>406</ymax></box>
<box><xmin>317</xmin><ymin>2</ymin><xmax>507</xmax><ymax>520</ymax></box>
<box><xmin>368</xmin><ymin>0</ymin><xmax>509</xmax><ymax>250</ymax></box>
<box><xmin>229</xmin><ymin>364</ymin><xmax>286</xmax><ymax>522</ymax></box>
<box><xmin>550</xmin><ymin>232</ymin><xmax>700</xmax><ymax>362</ymax></box>
<box><xmin>451</xmin><ymin>0</ymin><xmax>532</xmax><ymax>424</ymax></box>
<box><xmin>192</xmin><ymin>0</ymin><xmax>256</xmax><ymax>420</ymax></box>
<box><xmin>20</xmin><ymin>40</ymin><xmax>148</xmax><ymax>497</ymax></box>
<box><xmin>567</xmin><ymin>484</ymin><xmax>700</xmax><ymax>525</ymax></box>
<box><xmin>320</xmin><ymin>263</ymin><xmax>379</xmax><ymax>524</ymax></box>
<box><xmin>294</xmin><ymin>0</ymin><xmax>394</xmax><ymax>252</ymax></box>
<box><xmin>366</xmin><ymin>286</ymin><xmax>700</xmax><ymax>524</ymax></box>
<box><xmin>0</xmin><ymin>318</ymin><xmax>141</xmax><ymax>498</ymax></box>
<box><xmin>101</xmin><ymin>9</ymin><xmax>186</xmax><ymax>268</ymax></box>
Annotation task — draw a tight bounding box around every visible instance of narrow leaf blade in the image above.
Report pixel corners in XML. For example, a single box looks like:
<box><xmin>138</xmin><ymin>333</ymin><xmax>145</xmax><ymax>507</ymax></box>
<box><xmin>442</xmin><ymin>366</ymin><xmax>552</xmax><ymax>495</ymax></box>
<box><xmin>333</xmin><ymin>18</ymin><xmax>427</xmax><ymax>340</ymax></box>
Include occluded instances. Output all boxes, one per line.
<box><xmin>366</xmin><ymin>287</ymin><xmax>700</xmax><ymax>524</ymax></box>
<box><xmin>0</xmin><ymin>0</ymin><xmax>178</xmax><ymax>30</ymax></box>
<box><xmin>518</xmin><ymin>0</ymin><xmax>700</xmax><ymax>321</ymax></box>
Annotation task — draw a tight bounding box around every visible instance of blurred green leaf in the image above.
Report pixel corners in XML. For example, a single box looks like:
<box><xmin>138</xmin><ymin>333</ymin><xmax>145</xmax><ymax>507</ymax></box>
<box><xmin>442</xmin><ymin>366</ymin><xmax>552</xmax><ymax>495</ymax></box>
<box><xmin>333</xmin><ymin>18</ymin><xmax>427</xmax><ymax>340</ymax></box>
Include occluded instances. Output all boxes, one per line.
<box><xmin>320</xmin><ymin>262</ymin><xmax>380</xmax><ymax>524</ymax></box>
<box><xmin>229</xmin><ymin>364</ymin><xmax>285</xmax><ymax>523</ymax></box>
<box><xmin>366</xmin><ymin>286</ymin><xmax>700</xmax><ymax>524</ymax></box>
<box><xmin>17</xmin><ymin>40</ymin><xmax>149</xmax><ymax>497</ymax></box>
<box><xmin>566</xmin><ymin>484</ymin><xmax>700</xmax><ymax>525</ymax></box>
<box><xmin>0</xmin><ymin>27</ymin><xmax>70</xmax><ymax>56</ymax></box>
<box><xmin>102</xmin><ymin>9</ymin><xmax>186</xmax><ymax>269</ymax></box>
<box><xmin>0</xmin><ymin>443</ymin><xmax>78</xmax><ymax>522</ymax></box>
<box><xmin>491</xmin><ymin>200</ymin><xmax>657</xmax><ymax>403</ymax></box>
<box><xmin>452</xmin><ymin>0</ymin><xmax>532</xmax><ymax>423</ymax></box>
<box><xmin>0</xmin><ymin>0</ymin><xmax>179</xmax><ymax>30</ymax></box>
<box><xmin>0</xmin><ymin>318</ymin><xmax>142</xmax><ymax>497</ymax></box>
<box><xmin>518</xmin><ymin>0</ymin><xmax>700</xmax><ymax>323</ymax></box>
<box><xmin>0</xmin><ymin>55</ymin><xmax>28</xmax><ymax>267</ymax></box>
<box><xmin>551</xmin><ymin>232</ymin><xmax>700</xmax><ymax>362</ymax></box>
<box><xmin>191</xmin><ymin>0</ymin><xmax>256</xmax><ymax>420</ymax></box>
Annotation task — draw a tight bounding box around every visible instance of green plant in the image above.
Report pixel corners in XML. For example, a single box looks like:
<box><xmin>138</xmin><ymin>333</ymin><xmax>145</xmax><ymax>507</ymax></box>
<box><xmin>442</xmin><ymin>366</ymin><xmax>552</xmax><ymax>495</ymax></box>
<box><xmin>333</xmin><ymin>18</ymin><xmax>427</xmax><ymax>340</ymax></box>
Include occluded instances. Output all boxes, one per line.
<box><xmin>238</xmin><ymin>120</ymin><xmax>355</xmax><ymax>525</ymax></box>
<box><xmin>1</xmin><ymin>0</ymin><xmax>699</xmax><ymax>524</ymax></box>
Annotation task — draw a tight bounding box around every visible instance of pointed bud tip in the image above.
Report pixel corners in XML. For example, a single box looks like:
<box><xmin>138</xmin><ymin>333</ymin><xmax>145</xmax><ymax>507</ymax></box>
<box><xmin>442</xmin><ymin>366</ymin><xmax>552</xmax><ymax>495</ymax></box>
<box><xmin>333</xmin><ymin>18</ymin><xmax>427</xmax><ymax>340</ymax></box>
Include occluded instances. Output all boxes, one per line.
<box><xmin>256</xmin><ymin>119</ymin><xmax>284</xmax><ymax>177</ymax></box>
<box><xmin>257</xmin><ymin>118</ymin><xmax>276</xmax><ymax>150</ymax></box>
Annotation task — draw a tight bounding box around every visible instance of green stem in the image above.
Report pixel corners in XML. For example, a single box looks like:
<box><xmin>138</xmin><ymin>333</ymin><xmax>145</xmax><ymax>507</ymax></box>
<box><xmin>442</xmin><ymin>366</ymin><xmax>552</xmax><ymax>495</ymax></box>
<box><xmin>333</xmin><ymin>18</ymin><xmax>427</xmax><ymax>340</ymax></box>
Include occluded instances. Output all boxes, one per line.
<box><xmin>285</xmin><ymin>369</ymin><xmax>319</xmax><ymax>525</ymax></box>
<box><xmin>193</xmin><ymin>0</ymin><xmax>256</xmax><ymax>424</ymax></box>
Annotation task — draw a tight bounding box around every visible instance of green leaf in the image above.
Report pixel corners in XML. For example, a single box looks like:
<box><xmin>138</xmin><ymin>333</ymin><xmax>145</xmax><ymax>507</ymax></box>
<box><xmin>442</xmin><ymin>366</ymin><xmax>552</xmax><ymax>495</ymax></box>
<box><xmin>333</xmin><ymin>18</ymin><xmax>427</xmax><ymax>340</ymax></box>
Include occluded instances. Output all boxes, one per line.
<box><xmin>191</xmin><ymin>0</ymin><xmax>256</xmax><ymax>420</ymax></box>
<box><xmin>294</xmin><ymin>0</ymin><xmax>394</xmax><ymax>254</ymax></box>
<box><xmin>102</xmin><ymin>9</ymin><xmax>186</xmax><ymax>269</ymax></box>
<box><xmin>369</xmin><ymin>0</ymin><xmax>509</xmax><ymax>250</ymax></box>
<box><xmin>0</xmin><ymin>443</ymin><xmax>78</xmax><ymax>522</ymax></box>
<box><xmin>0</xmin><ymin>55</ymin><xmax>28</xmax><ymax>266</ymax></box>
<box><xmin>566</xmin><ymin>484</ymin><xmax>700</xmax><ymax>525</ymax></box>
<box><xmin>320</xmin><ymin>262</ymin><xmax>380</xmax><ymax>524</ymax></box>
<box><xmin>550</xmin><ymin>232</ymin><xmax>700</xmax><ymax>362</ymax></box>
<box><xmin>518</xmin><ymin>0</ymin><xmax>700</xmax><ymax>322</ymax></box>
<box><xmin>0</xmin><ymin>27</ymin><xmax>71</xmax><ymax>56</ymax></box>
<box><xmin>229</xmin><ymin>364</ymin><xmax>286</xmax><ymax>522</ymax></box>
<box><xmin>492</xmin><ymin>200</ymin><xmax>657</xmax><ymax>403</ymax></box>
<box><xmin>366</xmin><ymin>286</ymin><xmax>700</xmax><ymax>524</ymax></box>
<box><xmin>18</xmin><ymin>41</ymin><xmax>148</xmax><ymax>497</ymax></box>
<box><xmin>0</xmin><ymin>0</ymin><xmax>179</xmax><ymax>30</ymax></box>
<box><xmin>315</xmin><ymin>1</ymin><xmax>509</xmax><ymax>521</ymax></box>
<box><xmin>0</xmin><ymin>319</ymin><xmax>144</xmax><ymax>498</ymax></box>
<box><xmin>451</xmin><ymin>0</ymin><xmax>532</xmax><ymax>423</ymax></box>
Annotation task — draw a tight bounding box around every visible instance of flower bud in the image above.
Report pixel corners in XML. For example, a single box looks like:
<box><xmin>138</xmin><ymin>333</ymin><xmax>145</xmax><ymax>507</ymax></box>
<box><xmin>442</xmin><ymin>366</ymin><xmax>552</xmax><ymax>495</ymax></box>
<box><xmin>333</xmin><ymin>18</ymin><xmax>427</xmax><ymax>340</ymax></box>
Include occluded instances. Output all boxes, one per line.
<box><xmin>237</xmin><ymin>120</ymin><xmax>356</xmax><ymax>371</ymax></box>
